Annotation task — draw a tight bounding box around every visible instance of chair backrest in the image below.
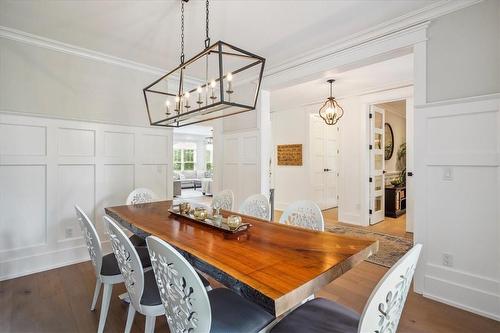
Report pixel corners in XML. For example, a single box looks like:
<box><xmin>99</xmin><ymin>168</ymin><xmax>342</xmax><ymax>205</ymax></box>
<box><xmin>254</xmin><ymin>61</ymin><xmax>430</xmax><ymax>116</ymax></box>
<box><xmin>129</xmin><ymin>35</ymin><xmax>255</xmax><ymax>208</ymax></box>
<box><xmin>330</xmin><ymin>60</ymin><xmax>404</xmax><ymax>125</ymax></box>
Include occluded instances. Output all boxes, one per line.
<box><xmin>103</xmin><ymin>215</ymin><xmax>145</xmax><ymax>312</ymax></box>
<box><xmin>239</xmin><ymin>194</ymin><xmax>271</xmax><ymax>220</ymax></box>
<box><xmin>75</xmin><ymin>205</ymin><xmax>103</xmax><ymax>278</ymax></box>
<box><xmin>278</xmin><ymin>200</ymin><xmax>324</xmax><ymax>231</ymax></box>
<box><xmin>126</xmin><ymin>188</ymin><xmax>158</xmax><ymax>205</ymax></box>
<box><xmin>146</xmin><ymin>236</ymin><xmax>211</xmax><ymax>332</ymax></box>
<box><xmin>358</xmin><ymin>244</ymin><xmax>422</xmax><ymax>333</ymax></box>
<box><xmin>211</xmin><ymin>189</ymin><xmax>234</xmax><ymax>211</ymax></box>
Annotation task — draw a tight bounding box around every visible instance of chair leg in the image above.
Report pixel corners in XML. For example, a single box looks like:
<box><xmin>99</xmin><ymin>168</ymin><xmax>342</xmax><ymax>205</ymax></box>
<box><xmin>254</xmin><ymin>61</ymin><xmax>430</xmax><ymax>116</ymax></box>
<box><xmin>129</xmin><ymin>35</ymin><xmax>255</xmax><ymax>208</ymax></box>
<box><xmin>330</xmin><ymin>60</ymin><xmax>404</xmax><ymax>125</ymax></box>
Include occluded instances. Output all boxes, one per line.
<box><xmin>124</xmin><ymin>304</ymin><xmax>136</xmax><ymax>333</ymax></box>
<box><xmin>91</xmin><ymin>279</ymin><xmax>102</xmax><ymax>311</ymax></box>
<box><xmin>145</xmin><ymin>315</ymin><xmax>156</xmax><ymax>333</ymax></box>
<box><xmin>97</xmin><ymin>283</ymin><xmax>113</xmax><ymax>333</ymax></box>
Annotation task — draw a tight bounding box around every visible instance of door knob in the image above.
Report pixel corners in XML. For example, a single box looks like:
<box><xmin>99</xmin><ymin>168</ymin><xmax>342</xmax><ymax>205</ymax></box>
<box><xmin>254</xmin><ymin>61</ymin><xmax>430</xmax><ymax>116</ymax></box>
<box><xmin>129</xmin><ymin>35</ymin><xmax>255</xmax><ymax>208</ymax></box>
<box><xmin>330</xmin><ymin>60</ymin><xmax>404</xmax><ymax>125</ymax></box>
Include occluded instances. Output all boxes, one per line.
<box><xmin>407</xmin><ymin>171</ymin><xmax>414</xmax><ymax>177</ymax></box>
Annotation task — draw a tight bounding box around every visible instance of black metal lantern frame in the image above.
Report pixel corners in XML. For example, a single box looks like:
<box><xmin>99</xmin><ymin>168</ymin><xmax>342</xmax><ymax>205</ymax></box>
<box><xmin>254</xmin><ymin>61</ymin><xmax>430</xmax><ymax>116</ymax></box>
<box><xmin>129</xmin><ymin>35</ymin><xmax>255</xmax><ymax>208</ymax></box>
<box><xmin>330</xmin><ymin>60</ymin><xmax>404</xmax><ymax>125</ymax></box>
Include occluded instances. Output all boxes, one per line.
<box><xmin>143</xmin><ymin>40</ymin><xmax>265</xmax><ymax>127</ymax></box>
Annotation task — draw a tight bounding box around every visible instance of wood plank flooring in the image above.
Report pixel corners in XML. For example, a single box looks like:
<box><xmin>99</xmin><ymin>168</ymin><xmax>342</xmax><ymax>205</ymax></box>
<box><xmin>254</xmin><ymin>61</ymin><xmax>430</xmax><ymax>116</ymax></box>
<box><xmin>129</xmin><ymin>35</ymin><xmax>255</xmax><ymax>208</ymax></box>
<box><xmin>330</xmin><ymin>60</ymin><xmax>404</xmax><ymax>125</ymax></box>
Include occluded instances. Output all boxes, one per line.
<box><xmin>1</xmin><ymin>260</ymin><xmax>498</xmax><ymax>333</ymax></box>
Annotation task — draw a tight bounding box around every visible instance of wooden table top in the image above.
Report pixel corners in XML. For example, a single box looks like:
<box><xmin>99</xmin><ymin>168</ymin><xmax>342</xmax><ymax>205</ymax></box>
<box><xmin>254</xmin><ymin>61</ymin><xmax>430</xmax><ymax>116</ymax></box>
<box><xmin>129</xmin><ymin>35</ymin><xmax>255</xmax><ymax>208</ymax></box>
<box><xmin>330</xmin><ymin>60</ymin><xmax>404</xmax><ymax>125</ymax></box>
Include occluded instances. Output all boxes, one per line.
<box><xmin>105</xmin><ymin>200</ymin><xmax>378</xmax><ymax>316</ymax></box>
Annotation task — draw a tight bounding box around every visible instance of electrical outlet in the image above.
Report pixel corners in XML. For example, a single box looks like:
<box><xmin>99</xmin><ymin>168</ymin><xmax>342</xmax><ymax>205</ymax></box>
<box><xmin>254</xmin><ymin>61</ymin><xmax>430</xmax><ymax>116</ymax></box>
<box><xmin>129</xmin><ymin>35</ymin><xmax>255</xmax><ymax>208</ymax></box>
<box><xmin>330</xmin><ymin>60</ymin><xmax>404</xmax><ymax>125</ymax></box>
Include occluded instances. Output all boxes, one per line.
<box><xmin>442</xmin><ymin>253</ymin><xmax>454</xmax><ymax>267</ymax></box>
<box><xmin>65</xmin><ymin>227</ymin><xmax>73</xmax><ymax>238</ymax></box>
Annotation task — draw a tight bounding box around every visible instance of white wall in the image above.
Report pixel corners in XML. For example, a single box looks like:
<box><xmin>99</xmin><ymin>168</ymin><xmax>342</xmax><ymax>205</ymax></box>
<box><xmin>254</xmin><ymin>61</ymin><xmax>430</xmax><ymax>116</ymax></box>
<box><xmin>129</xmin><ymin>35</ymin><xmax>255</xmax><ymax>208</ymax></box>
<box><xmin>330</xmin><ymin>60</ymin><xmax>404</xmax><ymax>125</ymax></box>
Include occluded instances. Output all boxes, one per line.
<box><xmin>415</xmin><ymin>95</ymin><xmax>500</xmax><ymax>321</ymax></box>
<box><xmin>427</xmin><ymin>0</ymin><xmax>500</xmax><ymax>102</ymax></box>
<box><xmin>413</xmin><ymin>0</ymin><xmax>500</xmax><ymax>321</ymax></box>
<box><xmin>0</xmin><ymin>38</ymin><xmax>158</xmax><ymax>127</ymax></box>
<box><xmin>0</xmin><ymin>112</ymin><xmax>172</xmax><ymax>281</ymax></box>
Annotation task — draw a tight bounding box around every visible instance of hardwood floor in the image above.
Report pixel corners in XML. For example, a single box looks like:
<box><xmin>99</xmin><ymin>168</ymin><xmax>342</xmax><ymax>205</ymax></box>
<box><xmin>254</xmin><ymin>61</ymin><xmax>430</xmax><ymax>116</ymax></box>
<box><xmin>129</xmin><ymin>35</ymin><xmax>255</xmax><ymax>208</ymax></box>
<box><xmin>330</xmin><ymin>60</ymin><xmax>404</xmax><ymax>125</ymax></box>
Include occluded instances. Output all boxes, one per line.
<box><xmin>1</xmin><ymin>260</ymin><xmax>498</xmax><ymax>333</ymax></box>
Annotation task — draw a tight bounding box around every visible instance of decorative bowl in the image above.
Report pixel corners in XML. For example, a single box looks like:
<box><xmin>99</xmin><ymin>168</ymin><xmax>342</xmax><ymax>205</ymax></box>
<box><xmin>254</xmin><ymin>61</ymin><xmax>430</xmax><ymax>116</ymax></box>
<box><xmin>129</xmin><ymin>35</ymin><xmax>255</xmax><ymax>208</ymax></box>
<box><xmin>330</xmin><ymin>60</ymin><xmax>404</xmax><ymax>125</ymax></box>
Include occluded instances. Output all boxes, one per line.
<box><xmin>227</xmin><ymin>215</ymin><xmax>242</xmax><ymax>230</ymax></box>
<box><xmin>193</xmin><ymin>207</ymin><xmax>208</xmax><ymax>221</ymax></box>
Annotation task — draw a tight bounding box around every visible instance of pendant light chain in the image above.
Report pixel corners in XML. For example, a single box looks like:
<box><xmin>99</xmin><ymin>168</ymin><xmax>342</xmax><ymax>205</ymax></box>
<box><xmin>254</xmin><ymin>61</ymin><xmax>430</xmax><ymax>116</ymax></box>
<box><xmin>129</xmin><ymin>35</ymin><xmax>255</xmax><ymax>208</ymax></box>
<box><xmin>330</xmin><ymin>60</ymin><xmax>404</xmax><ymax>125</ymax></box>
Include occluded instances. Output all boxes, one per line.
<box><xmin>180</xmin><ymin>0</ymin><xmax>185</xmax><ymax>63</ymax></box>
<box><xmin>205</xmin><ymin>0</ymin><xmax>210</xmax><ymax>48</ymax></box>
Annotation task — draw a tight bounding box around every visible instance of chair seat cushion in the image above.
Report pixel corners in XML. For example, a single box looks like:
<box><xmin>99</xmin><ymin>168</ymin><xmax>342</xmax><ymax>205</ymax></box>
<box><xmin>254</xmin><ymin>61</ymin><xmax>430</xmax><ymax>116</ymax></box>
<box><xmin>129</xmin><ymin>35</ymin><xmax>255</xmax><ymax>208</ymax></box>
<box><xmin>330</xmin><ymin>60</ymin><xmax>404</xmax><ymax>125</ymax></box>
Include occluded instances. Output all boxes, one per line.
<box><xmin>140</xmin><ymin>270</ymin><xmax>211</xmax><ymax>306</ymax></box>
<box><xmin>208</xmin><ymin>288</ymin><xmax>274</xmax><ymax>333</ymax></box>
<box><xmin>270</xmin><ymin>298</ymin><xmax>360</xmax><ymax>333</ymax></box>
<box><xmin>100</xmin><ymin>246</ymin><xmax>151</xmax><ymax>276</ymax></box>
<box><xmin>129</xmin><ymin>234</ymin><xmax>146</xmax><ymax>246</ymax></box>
<box><xmin>140</xmin><ymin>270</ymin><xmax>162</xmax><ymax>306</ymax></box>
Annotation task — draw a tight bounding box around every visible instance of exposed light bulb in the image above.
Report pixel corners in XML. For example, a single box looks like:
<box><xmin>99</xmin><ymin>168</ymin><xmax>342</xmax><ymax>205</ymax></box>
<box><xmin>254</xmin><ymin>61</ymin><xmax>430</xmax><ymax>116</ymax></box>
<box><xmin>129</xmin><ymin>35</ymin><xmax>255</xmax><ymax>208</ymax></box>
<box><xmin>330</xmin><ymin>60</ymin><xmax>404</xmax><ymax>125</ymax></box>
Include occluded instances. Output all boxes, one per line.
<box><xmin>175</xmin><ymin>96</ymin><xmax>180</xmax><ymax>103</ymax></box>
<box><xmin>197</xmin><ymin>86</ymin><xmax>202</xmax><ymax>93</ymax></box>
<box><xmin>210</xmin><ymin>80</ymin><xmax>216</xmax><ymax>88</ymax></box>
<box><xmin>227</xmin><ymin>72</ymin><xmax>233</xmax><ymax>82</ymax></box>
<box><xmin>165</xmin><ymin>100</ymin><xmax>171</xmax><ymax>107</ymax></box>
<box><xmin>185</xmin><ymin>92</ymin><xmax>190</xmax><ymax>98</ymax></box>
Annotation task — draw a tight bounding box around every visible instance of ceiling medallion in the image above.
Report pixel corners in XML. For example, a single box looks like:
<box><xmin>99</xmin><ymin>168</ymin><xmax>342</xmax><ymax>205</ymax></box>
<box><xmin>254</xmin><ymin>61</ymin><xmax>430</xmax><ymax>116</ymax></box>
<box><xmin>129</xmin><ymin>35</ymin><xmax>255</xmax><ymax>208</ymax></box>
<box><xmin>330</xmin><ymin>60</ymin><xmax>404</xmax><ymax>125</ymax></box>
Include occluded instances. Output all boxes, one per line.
<box><xmin>318</xmin><ymin>79</ymin><xmax>344</xmax><ymax>126</ymax></box>
<box><xmin>143</xmin><ymin>0</ymin><xmax>265</xmax><ymax>127</ymax></box>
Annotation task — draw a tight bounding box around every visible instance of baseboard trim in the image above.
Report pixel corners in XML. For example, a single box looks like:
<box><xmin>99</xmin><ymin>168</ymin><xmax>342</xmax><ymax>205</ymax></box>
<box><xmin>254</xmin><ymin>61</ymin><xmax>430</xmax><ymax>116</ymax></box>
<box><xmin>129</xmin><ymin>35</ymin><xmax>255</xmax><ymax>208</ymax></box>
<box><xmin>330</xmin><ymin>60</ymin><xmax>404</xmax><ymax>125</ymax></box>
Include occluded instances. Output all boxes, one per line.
<box><xmin>424</xmin><ymin>274</ymin><xmax>500</xmax><ymax>321</ymax></box>
<box><xmin>0</xmin><ymin>241</ymin><xmax>111</xmax><ymax>282</ymax></box>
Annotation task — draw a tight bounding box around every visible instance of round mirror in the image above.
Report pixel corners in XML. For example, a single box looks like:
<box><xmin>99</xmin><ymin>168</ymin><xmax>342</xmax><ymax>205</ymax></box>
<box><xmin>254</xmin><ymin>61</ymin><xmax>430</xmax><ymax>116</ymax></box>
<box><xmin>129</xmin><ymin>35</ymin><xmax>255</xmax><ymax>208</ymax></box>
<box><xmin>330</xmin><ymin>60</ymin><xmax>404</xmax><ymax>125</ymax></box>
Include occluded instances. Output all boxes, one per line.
<box><xmin>384</xmin><ymin>123</ymin><xmax>394</xmax><ymax>160</ymax></box>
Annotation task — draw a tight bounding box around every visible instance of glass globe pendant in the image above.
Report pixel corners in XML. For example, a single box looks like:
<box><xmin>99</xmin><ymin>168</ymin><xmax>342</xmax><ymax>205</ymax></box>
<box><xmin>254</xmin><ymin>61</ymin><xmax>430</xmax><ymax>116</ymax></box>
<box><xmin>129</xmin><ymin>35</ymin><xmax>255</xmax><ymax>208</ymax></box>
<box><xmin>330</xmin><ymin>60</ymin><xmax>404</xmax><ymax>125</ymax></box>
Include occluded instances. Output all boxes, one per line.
<box><xmin>319</xmin><ymin>79</ymin><xmax>344</xmax><ymax>125</ymax></box>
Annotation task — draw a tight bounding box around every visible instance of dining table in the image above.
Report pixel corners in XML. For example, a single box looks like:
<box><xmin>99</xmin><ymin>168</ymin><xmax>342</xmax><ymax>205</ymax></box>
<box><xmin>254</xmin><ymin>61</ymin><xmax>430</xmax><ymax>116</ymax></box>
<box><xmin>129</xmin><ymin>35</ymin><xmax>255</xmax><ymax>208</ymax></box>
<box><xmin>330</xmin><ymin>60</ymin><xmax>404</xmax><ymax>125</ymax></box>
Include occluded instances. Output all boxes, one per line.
<box><xmin>105</xmin><ymin>200</ymin><xmax>378</xmax><ymax>317</ymax></box>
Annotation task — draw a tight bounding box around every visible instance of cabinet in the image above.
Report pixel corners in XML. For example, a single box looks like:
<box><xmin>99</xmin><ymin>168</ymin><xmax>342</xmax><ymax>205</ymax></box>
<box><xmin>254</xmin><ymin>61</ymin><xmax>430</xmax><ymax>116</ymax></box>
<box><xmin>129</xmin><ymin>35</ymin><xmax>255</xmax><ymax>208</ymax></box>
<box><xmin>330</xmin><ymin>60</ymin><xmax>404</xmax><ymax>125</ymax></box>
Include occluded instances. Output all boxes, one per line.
<box><xmin>385</xmin><ymin>186</ymin><xmax>406</xmax><ymax>218</ymax></box>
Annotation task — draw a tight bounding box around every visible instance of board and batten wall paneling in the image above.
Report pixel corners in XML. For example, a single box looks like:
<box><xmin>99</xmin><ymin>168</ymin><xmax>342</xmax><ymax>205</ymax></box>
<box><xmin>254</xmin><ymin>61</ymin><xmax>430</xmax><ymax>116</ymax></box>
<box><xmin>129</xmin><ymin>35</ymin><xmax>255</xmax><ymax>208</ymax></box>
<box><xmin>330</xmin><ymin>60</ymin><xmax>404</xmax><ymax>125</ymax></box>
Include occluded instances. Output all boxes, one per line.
<box><xmin>0</xmin><ymin>112</ymin><xmax>172</xmax><ymax>281</ymax></box>
<box><xmin>414</xmin><ymin>95</ymin><xmax>500</xmax><ymax>321</ymax></box>
<box><xmin>221</xmin><ymin>130</ymin><xmax>260</xmax><ymax>209</ymax></box>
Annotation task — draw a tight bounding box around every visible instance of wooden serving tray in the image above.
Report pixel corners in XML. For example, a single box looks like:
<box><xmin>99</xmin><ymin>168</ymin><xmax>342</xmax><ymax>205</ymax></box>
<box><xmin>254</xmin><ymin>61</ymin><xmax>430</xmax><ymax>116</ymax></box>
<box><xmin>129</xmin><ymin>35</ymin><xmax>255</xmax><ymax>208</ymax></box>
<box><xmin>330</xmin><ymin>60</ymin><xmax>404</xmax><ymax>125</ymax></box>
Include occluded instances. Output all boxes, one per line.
<box><xmin>168</xmin><ymin>206</ymin><xmax>251</xmax><ymax>238</ymax></box>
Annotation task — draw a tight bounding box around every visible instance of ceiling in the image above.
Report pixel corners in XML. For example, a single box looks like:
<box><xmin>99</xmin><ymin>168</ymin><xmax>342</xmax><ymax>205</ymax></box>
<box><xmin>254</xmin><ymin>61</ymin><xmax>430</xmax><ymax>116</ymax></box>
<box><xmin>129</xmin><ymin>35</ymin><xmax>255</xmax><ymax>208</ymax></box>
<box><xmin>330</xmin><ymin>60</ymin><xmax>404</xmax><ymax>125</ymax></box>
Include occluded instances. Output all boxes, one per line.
<box><xmin>271</xmin><ymin>53</ymin><xmax>413</xmax><ymax>111</ymax></box>
<box><xmin>377</xmin><ymin>100</ymin><xmax>406</xmax><ymax>118</ymax></box>
<box><xmin>0</xmin><ymin>0</ymin><xmax>436</xmax><ymax>70</ymax></box>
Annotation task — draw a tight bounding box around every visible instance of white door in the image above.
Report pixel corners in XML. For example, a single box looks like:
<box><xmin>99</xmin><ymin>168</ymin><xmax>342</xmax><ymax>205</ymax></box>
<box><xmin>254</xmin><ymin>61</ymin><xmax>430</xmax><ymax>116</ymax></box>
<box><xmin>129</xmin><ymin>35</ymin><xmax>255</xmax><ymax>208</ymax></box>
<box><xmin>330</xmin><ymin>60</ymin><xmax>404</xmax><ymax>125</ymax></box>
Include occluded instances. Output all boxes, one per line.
<box><xmin>310</xmin><ymin>114</ymin><xmax>339</xmax><ymax>210</ymax></box>
<box><xmin>405</xmin><ymin>98</ymin><xmax>414</xmax><ymax>232</ymax></box>
<box><xmin>369</xmin><ymin>105</ymin><xmax>385</xmax><ymax>224</ymax></box>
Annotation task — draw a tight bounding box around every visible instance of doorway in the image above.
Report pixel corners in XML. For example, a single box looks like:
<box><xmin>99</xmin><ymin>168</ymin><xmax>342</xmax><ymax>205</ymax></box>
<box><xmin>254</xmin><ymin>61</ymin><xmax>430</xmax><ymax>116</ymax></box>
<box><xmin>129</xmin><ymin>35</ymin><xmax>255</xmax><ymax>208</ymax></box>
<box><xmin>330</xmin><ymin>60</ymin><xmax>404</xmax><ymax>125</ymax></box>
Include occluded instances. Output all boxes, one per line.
<box><xmin>309</xmin><ymin>113</ymin><xmax>339</xmax><ymax>210</ymax></box>
<box><xmin>368</xmin><ymin>99</ymin><xmax>411</xmax><ymax>235</ymax></box>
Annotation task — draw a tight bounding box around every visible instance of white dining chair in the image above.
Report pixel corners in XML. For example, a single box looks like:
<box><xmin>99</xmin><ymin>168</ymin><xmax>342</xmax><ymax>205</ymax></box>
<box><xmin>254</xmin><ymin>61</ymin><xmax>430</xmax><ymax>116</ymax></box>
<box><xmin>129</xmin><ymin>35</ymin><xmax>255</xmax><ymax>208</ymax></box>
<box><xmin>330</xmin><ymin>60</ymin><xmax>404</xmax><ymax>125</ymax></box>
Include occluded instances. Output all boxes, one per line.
<box><xmin>211</xmin><ymin>189</ymin><xmax>235</xmax><ymax>211</ymax></box>
<box><xmin>240</xmin><ymin>194</ymin><xmax>271</xmax><ymax>220</ymax></box>
<box><xmin>103</xmin><ymin>215</ymin><xmax>164</xmax><ymax>333</ymax></box>
<box><xmin>75</xmin><ymin>206</ymin><xmax>152</xmax><ymax>333</ymax></box>
<box><xmin>126</xmin><ymin>188</ymin><xmax>158</xmax><ymax>246</ymax></box>
<box><xmin>270</xmin><ymin>244</ymin><xmax>423</xmax><ymax>333</ymax></box>
<box><xmin>146</xmin><ymin>235</ymin><xmax>275</xmax><ymax>333</ymax></box>
<box><xmin>126</xmin><ymin>187</ymin><xmax>158</xmax><ymax>205</ymax></box>
<box><xmin>278</xmin><ymin>200</ymin><xmax>324</xmax><ymax>231</ymax></box>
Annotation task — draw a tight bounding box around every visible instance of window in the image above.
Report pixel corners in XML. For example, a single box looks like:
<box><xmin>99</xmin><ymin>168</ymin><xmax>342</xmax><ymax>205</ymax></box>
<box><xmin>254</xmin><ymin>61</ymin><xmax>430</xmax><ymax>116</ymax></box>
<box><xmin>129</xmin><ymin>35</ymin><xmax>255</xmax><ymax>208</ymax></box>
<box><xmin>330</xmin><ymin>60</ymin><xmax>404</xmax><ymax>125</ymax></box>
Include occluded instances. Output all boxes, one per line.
<box><xmin>173</xmin><ymin>142</ymin><xmax>197</xmax><ymax>171</ymax></box>
<box><xmin>205</xmin><ymin>144</ymin><xmax>213</xmax><ymax>171</ymax></box>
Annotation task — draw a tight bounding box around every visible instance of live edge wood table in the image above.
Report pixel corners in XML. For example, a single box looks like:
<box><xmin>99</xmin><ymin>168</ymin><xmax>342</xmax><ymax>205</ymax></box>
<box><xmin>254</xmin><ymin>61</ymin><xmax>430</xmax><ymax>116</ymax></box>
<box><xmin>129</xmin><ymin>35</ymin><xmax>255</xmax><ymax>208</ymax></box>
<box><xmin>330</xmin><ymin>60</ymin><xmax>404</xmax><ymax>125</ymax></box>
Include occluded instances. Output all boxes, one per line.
<box><xmin>105</xmin><ymin>200</ymin><xmax>378</xmax><ymax>317</ymax></box>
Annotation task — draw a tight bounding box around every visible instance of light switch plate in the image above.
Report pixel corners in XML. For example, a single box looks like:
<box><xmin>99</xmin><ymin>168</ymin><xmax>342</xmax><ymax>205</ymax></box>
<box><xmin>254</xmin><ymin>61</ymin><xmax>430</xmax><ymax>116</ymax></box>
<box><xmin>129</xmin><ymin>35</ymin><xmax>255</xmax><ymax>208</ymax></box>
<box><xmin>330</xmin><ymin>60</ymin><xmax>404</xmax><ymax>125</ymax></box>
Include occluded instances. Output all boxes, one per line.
<box><xmin>442</xmin><ymin>167</ymin><xmax>453</xmax><ymax>181</ymax></box>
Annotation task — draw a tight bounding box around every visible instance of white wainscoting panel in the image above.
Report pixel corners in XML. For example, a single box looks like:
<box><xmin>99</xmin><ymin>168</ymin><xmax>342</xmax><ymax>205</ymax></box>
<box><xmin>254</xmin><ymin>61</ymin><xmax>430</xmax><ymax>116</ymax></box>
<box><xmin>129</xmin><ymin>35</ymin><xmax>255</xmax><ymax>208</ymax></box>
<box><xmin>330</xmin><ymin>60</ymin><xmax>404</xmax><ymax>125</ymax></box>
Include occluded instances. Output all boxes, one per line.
<box><xmin>0</xmin><ymin>165</ymin><xmax>47</xmax><ymax>251</ymax></box>
<box><xmin>0</xmin><ymin>123</ymin><xmax>46</xmax><ymax>156</ymax></box>
<box><xmin>221</xmin><ymin>130</ymin><xmax>261</xmax><ymax>208</ymax></box>
<box><xmin>414</xmin><ymin>95</ymin><xmax>500</xmax><ymax>321</ymax></box>
<box><xmin>0</xmin><ymin>112</ymin><xmax>172</xmax><ymax>280</ymax></box>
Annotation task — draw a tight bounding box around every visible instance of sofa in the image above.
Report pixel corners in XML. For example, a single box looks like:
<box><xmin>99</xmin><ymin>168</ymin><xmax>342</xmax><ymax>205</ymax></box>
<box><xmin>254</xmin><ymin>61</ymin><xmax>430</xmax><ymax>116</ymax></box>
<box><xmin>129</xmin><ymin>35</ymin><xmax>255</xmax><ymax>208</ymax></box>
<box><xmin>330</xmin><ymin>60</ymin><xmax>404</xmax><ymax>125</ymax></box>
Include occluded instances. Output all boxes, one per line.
<box><xmin>173</xmin><ymin>170</ymin><xmax>212</xmax><ymax>196</ymax></box>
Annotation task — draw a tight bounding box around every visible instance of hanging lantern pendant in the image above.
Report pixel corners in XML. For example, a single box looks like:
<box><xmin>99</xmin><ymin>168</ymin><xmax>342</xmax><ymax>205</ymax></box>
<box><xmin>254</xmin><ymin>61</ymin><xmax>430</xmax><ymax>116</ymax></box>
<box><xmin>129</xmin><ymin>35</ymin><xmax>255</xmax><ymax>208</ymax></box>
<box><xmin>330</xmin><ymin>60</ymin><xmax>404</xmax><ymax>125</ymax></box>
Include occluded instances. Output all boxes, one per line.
<box><xmin>143</xmin><ymin>0</ymin><xmax>265</xmax><ymax>127</ymax></box>
<box><xmin>319</xmin><ymin>79</ymin><xmax>344</xmax><ymax>126</ymax></box>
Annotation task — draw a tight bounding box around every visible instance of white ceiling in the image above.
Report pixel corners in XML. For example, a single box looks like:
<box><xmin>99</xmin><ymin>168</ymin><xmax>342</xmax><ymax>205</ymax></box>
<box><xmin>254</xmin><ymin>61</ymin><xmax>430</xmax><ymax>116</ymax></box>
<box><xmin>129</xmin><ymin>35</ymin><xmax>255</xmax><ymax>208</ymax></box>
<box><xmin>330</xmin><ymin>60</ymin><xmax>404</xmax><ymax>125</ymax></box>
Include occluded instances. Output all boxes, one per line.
<box><xmin>271</xmin><ymin>53</ymin><xmax>413</xmax><ymax>111</ymax></box>
<box><xmin>0</xmin><ymin>0</ymin><xmax>436</xmax><ymax>70</ymax></box>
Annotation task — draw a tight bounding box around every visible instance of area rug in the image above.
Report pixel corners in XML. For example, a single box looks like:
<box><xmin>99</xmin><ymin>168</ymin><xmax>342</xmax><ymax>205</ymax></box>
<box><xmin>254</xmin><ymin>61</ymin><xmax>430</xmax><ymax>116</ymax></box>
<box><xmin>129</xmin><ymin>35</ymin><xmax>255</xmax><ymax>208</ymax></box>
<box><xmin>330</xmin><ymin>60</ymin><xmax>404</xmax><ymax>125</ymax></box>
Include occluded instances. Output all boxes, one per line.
<box><xmin>326</xmin><ymin>225</ymin><xmax>413</xmax><ymax>268</ymax></box>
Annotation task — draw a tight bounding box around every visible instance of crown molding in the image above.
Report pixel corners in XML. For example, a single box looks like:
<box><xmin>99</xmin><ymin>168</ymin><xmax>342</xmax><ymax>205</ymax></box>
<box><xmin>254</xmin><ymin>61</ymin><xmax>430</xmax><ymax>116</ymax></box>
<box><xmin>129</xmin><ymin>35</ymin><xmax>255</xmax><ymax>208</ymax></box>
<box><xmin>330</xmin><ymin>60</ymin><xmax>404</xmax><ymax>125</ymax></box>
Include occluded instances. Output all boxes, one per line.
<box><xmin>264</xmin><ymin>0</ymin><xmax>482</xmax><ymax>80</ymax></box>
<box><xmin>0</xmin><ymin>25</ymin><xmax>204</xmax><ymax>87</ymax></box>
<box><xmin>0</xmin><ymin>25</ymin><xmax>167</xmax><ymax>76</ymax></box>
